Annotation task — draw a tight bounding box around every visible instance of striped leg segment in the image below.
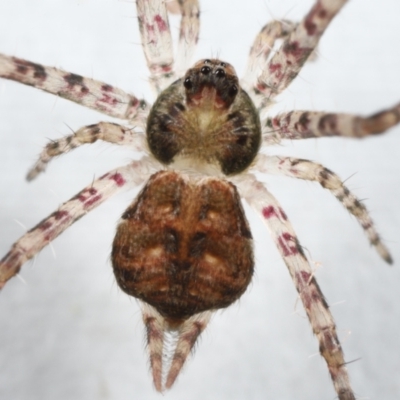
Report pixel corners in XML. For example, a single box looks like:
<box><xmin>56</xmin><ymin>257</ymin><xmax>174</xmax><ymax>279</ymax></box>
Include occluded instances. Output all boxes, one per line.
<box><xmin>136</xmin><ymin>0</ymin><xmax>175</xmax><ymax>93</ymax></box>
<box><xmin>264</xmin><ymin>103</ymin><xmax>400</xmax><ymax>140</ymax></box>
<box><xmin>0</xmin><ymin>54</ymin><xmax>149</xmax><ymax>124</ymax></box>
<box><xmin>142</xmin><ymin>304</ymin><xmax>165</xmax><ymax>392</ymax></box>
<box><xmin>142</xmin><ymin>303</ymin><xmax>211</xmax><ymax>392</ymax></box>
<box><xmin>235</xmin><ymin>173</ymin><xmax>355</xmax><ymax>400</ymax></box>
<box><xmin>242</xmin><ymin>20</ymin><xmax>295</xmax><ymax>102</ymax></box>
<box><xmin>26</xmin><ymin>122</ymin><xmax>147</xmax><ymax>181</ymax></box>
<box><xmin>255</xmin><ymin>0</ymin><xmax>348</xmax><ymax>110</ymax></box>
<box><xmin>164</xmin><ymin>311</ymin><xmax>211</xmax><ymax>389</ymax></box>
<box><xmin>0</xmin><ymin>158</ymin><xmax>154</xmax><ymax>289</ymax></box>
<box><xmin>174</xmin><ymin>0</ymin><xmax>200</xmax><ymax>76</ymax></box>
<box><xmin>255</xmin><ymin>154</ymin><xmax>392</xmax><ymax>263</ymax></box>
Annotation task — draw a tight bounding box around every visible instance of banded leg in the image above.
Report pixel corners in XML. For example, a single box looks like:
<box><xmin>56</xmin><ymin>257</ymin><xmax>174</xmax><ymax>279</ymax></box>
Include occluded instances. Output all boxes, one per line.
<box><xmin>0</xmin><ymin>157</ymin><xmax>155</xmax><ymax>289</ymax></box>
<box><xmin>263</xmin><ymin>103</ymin><xmax>400</xmax><ymax>141</ymax></box>
<box><xmin>142</xmin><ymin>303</ymin><xmax>211</xmax><ymax>392</ymax></box>
<box><xmin>255</xmin><ymin>0</ymin><xmax>348</xmax><ymax>110</ymax></box>
<box><xmin>26</xmin><ymin>122</ymin><xmax>147</xmax><ymax>181</ymax></box>
<box><xmin>142</xmin><ymin>304</ymin><xmax>165</xmax><ymax>392</ymax></box>
<box><xmin>164</xmin><ymin>311</ymin><xmax>211</xmax><ymax>389</ymax></box>
<box><xmin>175</xmin><ymin>0</ymin><xmax>200</xmax><ymax>76</ymax></box>
<box><xmin>0</xmin><ymin>54</ymin><xmax>149</xmax><ymax>124</ymax></box>
<box><xmin>136</xmin><ymin>0</ymin><xmax>175</xmax><ymax>93</ymax></box>
<box><xmin>234</xmin><ymin>173</ymin><xmax>355</xmax><ymax>400</ymax></box>
<box><xmin>242</xmin><ymin>20</ymin><xmax>295</xmax><ymax>98</ymax></box>
<box><xmin>254</xmin><ymin>154</ymin><xmax>392</xmax><ymax>263</ymax></box>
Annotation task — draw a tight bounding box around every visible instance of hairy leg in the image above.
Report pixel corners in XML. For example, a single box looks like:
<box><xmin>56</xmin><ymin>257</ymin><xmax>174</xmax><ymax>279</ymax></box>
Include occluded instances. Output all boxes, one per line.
<box><xmin>0</xmin><ymin>54</ymin><xmax>149</xmax><ymax>123</ymax></box>
<box><xmin>255</xmin><ymin>0</ymin><xmax>348</xmax><ymax>110</ymax></box>
<box><xmin>175</xmin><ymin>0</ymin><xmax>200</xmax><ymax>76</ymax></box>
<box><xmin>254</xmin><ymin>154</ymin><xmax>392</xmax><ymax>263</ymax></box>
<box><xmin>142</xmin><ymin>303</ymin><xmax>165</xmax><ymax>392</ymax></box>
<box><xmin>0</xmin><ymin>157</ymin><xmax>155</xmax><ymax>289</ymax></box>
<box><xmin>26</xmin><ymin>122</ymin><xmax>147</xmax><ymax>181</ymax></box>
<box><xmin>142</xmin><ymin>303</ymin><xmax>211</xmax><ymax>392</ymax></box>
<box><xmin>242</xmin><ymin>20</ymin><xmax>295</xmax><ymax>102</ymax></box>
<box><xmin>136</xmin><ymin>0</ymin><xmax>175</xmax><ymax>93</ymax></box>
<box><xmin>164</xmin><ymin>311</ymin><xmax>211</xmax><ymax>389</ymax></box>
<box><xmin>234</xmin><ymin>172</ymin><xmax>355</xmax><ymax>400</ymax></box>
<box><xmin>263</xmin><ymin>103</ymin><xmax>400</xmax><ymax>141</ymax></box>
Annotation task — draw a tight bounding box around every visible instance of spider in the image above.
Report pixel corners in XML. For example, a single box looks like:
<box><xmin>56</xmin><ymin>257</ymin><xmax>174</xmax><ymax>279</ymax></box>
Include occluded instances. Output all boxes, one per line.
<box><xmin>1</xmin><ymin>0</ymin><xmax>400</xmax><ymax>399</ymax></box>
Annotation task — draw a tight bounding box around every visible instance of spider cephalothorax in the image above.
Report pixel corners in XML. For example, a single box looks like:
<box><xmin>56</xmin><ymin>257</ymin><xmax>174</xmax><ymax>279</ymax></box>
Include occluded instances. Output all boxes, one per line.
<box><xmin>1</xmin><ymin>0</ymin><xmax>400</xmax><ymax>399</ymax></box>
<box><xmin>147</xmin><ymin>58</ymin><xmax>261</xmax><ymax>174</ymax></box>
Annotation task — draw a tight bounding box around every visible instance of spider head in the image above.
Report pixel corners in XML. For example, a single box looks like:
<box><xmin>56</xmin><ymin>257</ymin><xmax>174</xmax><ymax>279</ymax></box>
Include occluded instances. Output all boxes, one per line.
<box><xmin>183</xmin><ymin>59</ymin><xmax>239</xmax><ymax>110</ymax></box>
<box><xmin>147</xmin><ymin>58</ymin><xmax>261</xmax><ymax>175</ymax></box>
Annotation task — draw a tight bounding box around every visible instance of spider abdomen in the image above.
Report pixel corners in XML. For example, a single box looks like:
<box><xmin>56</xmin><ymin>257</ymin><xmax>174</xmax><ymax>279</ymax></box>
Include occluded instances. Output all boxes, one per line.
<box><xmin>111</xmin><ymin>170</ymin><xmax>254</xmax><ymax>321</ymax></box>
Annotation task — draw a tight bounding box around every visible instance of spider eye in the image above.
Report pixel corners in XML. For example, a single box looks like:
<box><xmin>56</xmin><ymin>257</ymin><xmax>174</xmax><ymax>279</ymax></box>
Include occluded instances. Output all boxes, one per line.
<box><xmin>220</xmin><ymin>62</ymin><xmax>227</xmax><ymax>67</ymax></box>
<box><xmin>184</xmin><ymin>77</ymin><xmax>193</xmax><ymax>89</ymax></box>
<box><xmin>215</xmin><ymin>68</ymin><xmax>225</xmax><ymax>78</ymax></box>
<box><xmin>204</xmin><ymin>59</ymin><xmax>211</xmax><ymax>64</ymax></box>
<box><xmin>229</xmin><ymin>84</ymin><xmax>238</xmax><ymax>96</ymax></box>
<box><xmin>201</xmin><ymin>66</ymin><xmax>211</xmax><ymax>75</ymax></box>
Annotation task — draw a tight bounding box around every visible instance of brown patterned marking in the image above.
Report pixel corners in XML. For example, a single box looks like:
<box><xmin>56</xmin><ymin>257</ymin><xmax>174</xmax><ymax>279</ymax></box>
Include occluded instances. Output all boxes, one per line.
<box><xmin>112</xmin><ymin>171</ymin><xmax>254</xmax><ymax>321</ymax></box>
<box><xmin>38</xmin><ymin>221</ymin><xmax>53</xmax><ymax>231</ymax></box>
<box><xmin>296</xmin><ymin>112</ymin><xmax>311</xmax><ymax>132</ymax></box>
<box><xmin>47</xmin><ymin>141</ymin><xmax>60</xmax><ymax>151</ymax></box>
<box><xmin>101</xmin><ymin>84</ymin><xmax>113</xmax><ymax>92</ymax></box>
<box><xmin>283</xmin><ymin>41</ymin><xmax>302</xmax><ymax>57</ymax></box>
<box><xmin>304</xmin><ymin>3</ymin><xmax>327</xmax><ymax>36</ymax></box>
<box><xmin>145</xmin><ymin>316</ymin><xmax>163</xmax><ymax>342</ymax></box>
<box><xmin>319</xmin><ymin>167</ymin><xmax>333</xmax><ymax>185</ymax></box>
<box><xmin>318</xmin><ymin>114</ymin><xmax>339</xmax><ymax>135</ymax></box>
<box><xmin>0</xmin><ymin>250</ymin><xmax>26</xmax><ymax>288</ymax></box>
<box><xmin>64</xmin><ymin>73</ymin><xmax>89</xmax><ymax>94</ymax></box>
<box><xmin>14</xmin><ymin>57</ymin><xmax>47</xmax><ymax>80</ymax></box>
<box><xmin>279</xmin><ymin>208</ymin><xmax>288</xmax><ymax>220</ymax></box>
<box><xmin>87</xmin><ymin>124</ymin><xmax>101</xmax><ymax>135</ymax></box>
<box><xmin>359</xmin><ymin>106</ymin><xmax>400</xmax><ymax>135</ymax></box>
<box><xmin>53</xmin><ymin>210</ymin><xmax>70</xmax><ymax>221</ymax></box>
<box><xmin>27</xmin><ymin>209</ymin><xmax>69</xmax><ymax>233</ymax></box>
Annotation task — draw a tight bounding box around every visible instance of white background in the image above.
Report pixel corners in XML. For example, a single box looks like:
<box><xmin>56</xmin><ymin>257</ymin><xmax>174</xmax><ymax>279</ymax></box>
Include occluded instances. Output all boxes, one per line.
<box><xmin>1</xmin><ymin>0</ymin><xmax>400</xmax><ymax>399</ymax></box>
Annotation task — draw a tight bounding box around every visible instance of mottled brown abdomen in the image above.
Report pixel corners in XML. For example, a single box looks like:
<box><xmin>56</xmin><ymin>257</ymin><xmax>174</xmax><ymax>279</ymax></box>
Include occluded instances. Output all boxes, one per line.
<box><xmin>112</xmin><ymin>171</ymin><xmax>253</xmax><ymax>321</ymax></box>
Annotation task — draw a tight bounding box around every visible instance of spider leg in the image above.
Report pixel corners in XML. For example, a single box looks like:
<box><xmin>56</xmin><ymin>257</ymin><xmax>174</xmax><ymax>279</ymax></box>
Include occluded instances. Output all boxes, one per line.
<box><xmin>0</xmin><ymin>54</ymin><xmax>149</xmax><ymax>124</ymax></box>
<box><xmin>263</xmin><ymin>103</ymin><xmax>400</xmax><ymax>141</ymax></box>
<box><xmin>164</xmin><ymin>311</ymin><xmax>211</xmax><ymax>390</ymax></box>
<box><xmin>26</xmin><ymin>122</ymin><xmax>148</xmax><ymax>181</ymax></box>
<box><xmin>142</xmin><ymin>303</ymin><xmax>164</xmax><ymax>392</ymax></box>
<box><xmin>255</xmin><ymin>0</ymin><xmax>348</xmax><ymax>111</ymax></box>
<box><xmin>174</xmin><ymin>0</ymin><xmax>200</xmax><ymax>77</ymax></box>
<box><xmin>241</xmin><ymin>20</ymin><xmax>296</xmax><ymax>101</ymax></box>
<box><xmin>136</xmin><ymin>0</ymin><xmax>175</xmax><ymax>93</ymax></box>
<box><xmin>0</xmin><ymin>157</ymin><xmax>156</xmax><ymax>289</ymax></box>
<box><xmin>142</xmin><ymin>303</ymin><xmax>211</xmax><ymax>392</ymax></box>
<box><xmin>234</xmin><ymin>172</ymin><xmax>355</xmax><ymax>400</ymax></box>
<box><xmin>254</xmin><ymin>154</ymin><xmax>392</xmax><ymax>263</ymax></box>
